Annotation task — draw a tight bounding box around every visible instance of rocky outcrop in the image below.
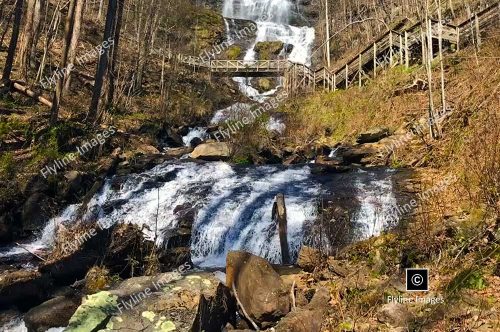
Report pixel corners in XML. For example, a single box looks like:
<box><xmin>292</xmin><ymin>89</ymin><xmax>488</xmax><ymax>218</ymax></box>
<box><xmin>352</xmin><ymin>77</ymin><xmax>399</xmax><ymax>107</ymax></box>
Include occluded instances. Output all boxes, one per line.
<box><xmin>254</xmin><ymin>41</ymin><xmax>284</xmax><ymax>60</ymax></box>
<box><xmin>190</xmin><ymin>142</ymin><xmax>231</xmax><ymax>160</ymax></box>
<box><xmin>226</xmin><ymin>251</ymin><xmax>290</xmax><ymax>326</ymax></box>
<box><xmin>24</xmin><ymin>294</ymin><xmax>82</xmax><ymax>332</ymax></box>
<box><xmin>356</xmin><ymin>127</ymin><xmax>391</xmax><ymax>144</ymax></box>
<box><xmin>274</xmin><ymin>287</ymin><xmax>330</xmax><ymax>332</ymax></box>
<box><xmin>65</xmin><ymin>272</ymin><xmax>231</xmax><ymax>332</ymax></box>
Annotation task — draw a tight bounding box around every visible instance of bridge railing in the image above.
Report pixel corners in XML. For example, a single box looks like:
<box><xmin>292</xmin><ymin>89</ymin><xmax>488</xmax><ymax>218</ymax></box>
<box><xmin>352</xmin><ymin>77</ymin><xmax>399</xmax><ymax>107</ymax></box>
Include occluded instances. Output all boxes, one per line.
<box><xmin>209</xmin><ymin>59</ymin><xmax>290</xmax><ymax>72</ymax></box>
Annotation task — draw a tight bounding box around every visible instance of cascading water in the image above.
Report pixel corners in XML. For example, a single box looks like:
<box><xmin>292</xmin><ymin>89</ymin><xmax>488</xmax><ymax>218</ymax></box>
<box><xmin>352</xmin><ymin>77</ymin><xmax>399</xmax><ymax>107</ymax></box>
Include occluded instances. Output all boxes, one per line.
<box><xmin>0</xmin><ymin>162</ymin><xmax>398</xmax><ymax>267</ymax></box>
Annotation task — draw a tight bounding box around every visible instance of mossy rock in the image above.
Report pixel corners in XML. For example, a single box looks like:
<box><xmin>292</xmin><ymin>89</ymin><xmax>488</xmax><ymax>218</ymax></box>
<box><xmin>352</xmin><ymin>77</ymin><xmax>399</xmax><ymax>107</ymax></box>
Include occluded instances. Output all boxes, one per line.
<box><xmin>193</xmin><ymin>9</ymin><xmax>225</xmax><ymax>51</ymax></box>
<box><xmin>65</xmin><ymin>291</ymin><xmax>118</xmax><ymax>332</ymax></box>
<box><xmin>226</xmin><ymin>45</ymin><xmax>242</xmax><ymax>60</ymax></box>
<box><xmin>254</xmin><ymin>41</ymin><xmax>284</xmax><ymax>60</ymax></box>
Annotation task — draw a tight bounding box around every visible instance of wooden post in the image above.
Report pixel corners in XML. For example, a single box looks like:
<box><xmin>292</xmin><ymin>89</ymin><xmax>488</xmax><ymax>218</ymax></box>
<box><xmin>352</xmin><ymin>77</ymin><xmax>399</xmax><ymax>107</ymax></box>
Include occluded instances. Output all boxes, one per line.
<box><xmin>373</xmin><ymin>42</ymin><xmax>377</xmax><ymax>77</ymax></box>
<box><xmin>404</xmin><ymin>31</ymin><xmax>409</xmax><ymax>68</ymax></box>
<box><xmin>456</xmin><ymin>27</ymin><xmax>460</xmax><ymax>52</ymax></box>
<box><xmin>345</xmin><ymin>64</ymin><xmax>348</xmax><ymax>89</ymax></box>
<box><xmin>333</xmin><ymin>73</ymin><xmax>336</xmax><ymax>91</ymax></box>
<box><xmin>389</xmin><ymin>32</ymin><xmax>393</xmax><ymax>66</ymax></box>
<box><xmin>272</xmin><ymin>193</ymin><xmax>290</xmax><ymax>265</ymax></box>
<box><xmin>358</xmin><ymin>54</ymin><xmax>362</xmax><ymax>88</ymax></box>
<box><xmin>474</xmin><ymin>14</ymin><xmax>481</xmax><ymax>47</ymax></box>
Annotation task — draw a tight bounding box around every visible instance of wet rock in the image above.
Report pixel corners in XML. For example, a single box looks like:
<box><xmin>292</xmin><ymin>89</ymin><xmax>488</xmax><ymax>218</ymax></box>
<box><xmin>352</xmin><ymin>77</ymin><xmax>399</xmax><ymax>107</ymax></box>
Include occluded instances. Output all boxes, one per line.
<box><xmin>339</xmin><ymin>144</ymin><xmax>377</xmax><ymax>165</ymax></box>
<box><xmin>274</xmin><ymin>287</ymin><xmax>330</xmax><ymax>332</ymax></box>
<box><xmin>226</xmin><ymin>251</ymin><xmax>290</xmax><ymax>326</ymax></box>
<box><xmin>356</xmin><ymin>127</ymin><xmax>390</xmax><ymax>144</ymax></box>
<box><xmin>24</xmin><ymin>295</ymin><xmax>81</xmax><ymax>332</ymax></box>
<box><xmin>190</xmin><ymin>142</ymin><xmax>231</xmax><ymax>160</ymax></box>
<box><xmin>0</xmin><ymin>212</ymin><xmax>15</xmax><ymax>243</ymax></box>
<box><xmin>164</xmin><ymin>146</ymin><xmax>193</xmax><ymax>158</ymax></box>
<box><xmin>0</xmin><ymin>269</ymin><xmax>52</xmax><ymax>310</ymax></box>
<box><xmin>297</xmin><ymin>246</ymin><xmax>322</xmax><ymax>272</ymax></box>
<box><xmin>137</xmin><ymin>144</ymin><xmax>160</xmax><ymax>155</ymax></box>
<box><xmin>190</xmin><ymin>137</ymin><xmax>203</xmax><ymax>148</ymax></box>
<box><xmin>377</xmin><ymin>302</ymin><xmax>414</xmax><ymax>327</ymax></box>
<box><xmin>21</xmin><ymin>193</ymin><xmax>52</xmax><ymax>232</ymax></box>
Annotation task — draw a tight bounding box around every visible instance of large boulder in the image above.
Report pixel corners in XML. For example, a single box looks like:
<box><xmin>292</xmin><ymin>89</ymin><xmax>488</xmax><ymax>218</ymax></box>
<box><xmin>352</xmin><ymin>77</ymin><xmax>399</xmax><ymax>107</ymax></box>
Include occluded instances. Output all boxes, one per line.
<box><xmin>24</xmin><ymin>295</ymin><xmax>81</xmax><ymax>332</ymax></box>
<box><xmin>274</xmin><ymin>287</ymin><xmax>330</xmax><ymax>332</ymax></box>
<box><xmin>226</xmin><ymin>251</ymin><xmax>290</xmax><ymax>326</ymax></box>
<box><xmin>190</xmin><ymin>142</ymin><xmax>231</xmax><ymax>161</ymax></box>
<box><xmin>356</xmin><ymin>127</ymin><xmax>390</xmax><ymax>144</ymax></box>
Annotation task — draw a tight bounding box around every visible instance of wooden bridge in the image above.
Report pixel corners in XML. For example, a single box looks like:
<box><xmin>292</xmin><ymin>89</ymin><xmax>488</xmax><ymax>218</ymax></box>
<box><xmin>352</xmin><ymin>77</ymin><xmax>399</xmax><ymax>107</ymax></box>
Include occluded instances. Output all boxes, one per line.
<box><xmin>166</xmin><ymin>2</ymin><xmax>499</xmax><ymax>93</ymax></box>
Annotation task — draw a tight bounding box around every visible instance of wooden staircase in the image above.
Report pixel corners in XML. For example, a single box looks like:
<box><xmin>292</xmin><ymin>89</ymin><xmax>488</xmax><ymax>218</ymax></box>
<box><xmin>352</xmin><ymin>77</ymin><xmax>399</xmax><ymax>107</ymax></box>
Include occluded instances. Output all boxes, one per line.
<box><xmin>162</xmin><ymin>2</ymin><xmax>498</xmax><ymax>94</ymax></box>
<box><xmin>284</xmin><ymin>3</ymin><xmax>499</xmax><ymax>95</ymax></box>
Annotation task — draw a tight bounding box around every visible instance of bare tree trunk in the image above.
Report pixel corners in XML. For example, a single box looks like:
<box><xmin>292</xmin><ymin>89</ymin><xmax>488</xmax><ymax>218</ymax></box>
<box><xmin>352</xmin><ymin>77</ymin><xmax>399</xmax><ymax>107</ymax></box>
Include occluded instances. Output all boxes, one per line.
<box><xmin>105</xmin><ymin>0</ymin><xmax>125</xmax><ymax>109</ymax></box>
<box><xmin>17</xmin><ymin>0</ymin><xmax>36</xmax><ymax>80</ymax></box>
<box><xmin>50</xmin><ymin>0</ymin><xmax>77</xmax><ymax>125</ymax></box>
<box><xmin>64</xmin><ymin>0</ymin><xmax>85</xmax><ymax>91</ymax></box>
<box><xmin>435</xmin><ymin>0</ymin><xmax>446</xmax><ymax>113</ymax></box>
<box><xmin>2</xmin><ymin>0</ymin><xmax>24</xmax><ymax>83</ymax></box>
<box><xmin>87</xmin><ymin>0</ymin><xmax>118</xmax><ymax>125</ymax></box>
<box><xmin>424</xmin><ymin>1</ymin><xmax>441</xmax><ymax>139</ymax></box>
<box><xmin>325</xmin><ymin>0</ymin><xmax>331</xmax><ymax>67</ymax></box>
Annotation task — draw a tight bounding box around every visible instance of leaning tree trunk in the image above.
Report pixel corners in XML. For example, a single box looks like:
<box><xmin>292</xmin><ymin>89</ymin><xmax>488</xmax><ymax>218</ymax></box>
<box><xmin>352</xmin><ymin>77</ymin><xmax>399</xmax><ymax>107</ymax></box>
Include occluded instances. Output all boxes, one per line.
<box><xmin>50</xmin><ymin>0</ymin><xmax>77</xmax><ymax>125</ymax></box>
<box><xmin>87</xmin><ymin>0</ymin><xmax>118</xmax><ymax>125</ymax></box>
<box><xmin>63</xmin><ymin>0</ymin><xmax>84</xmax><ymax>91</ymax></box>
<box><xmin>1</xmin><ymin>0</ymin><xmax>24</xmax><ymax>83</ymax></box>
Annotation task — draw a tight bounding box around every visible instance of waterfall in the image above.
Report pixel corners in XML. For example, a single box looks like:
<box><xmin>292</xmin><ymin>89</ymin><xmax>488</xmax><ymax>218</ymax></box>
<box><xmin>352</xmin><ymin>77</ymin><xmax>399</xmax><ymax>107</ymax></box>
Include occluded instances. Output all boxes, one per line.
<box><xmin>223</xmin><ymin>0</ymin><xmax>294</xmax><ymax>24</ymax></box>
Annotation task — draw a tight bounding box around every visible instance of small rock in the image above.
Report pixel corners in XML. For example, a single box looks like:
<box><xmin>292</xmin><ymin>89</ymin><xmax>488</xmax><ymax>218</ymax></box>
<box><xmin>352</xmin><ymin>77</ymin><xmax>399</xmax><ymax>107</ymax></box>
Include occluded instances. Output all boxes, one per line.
<box><xmin>297</xmin><ymin>246</ymin><xmax>322</xmax><ymax>272</ymax></box>
<box><xmin>377</xmin><ymin>302</ymin><xmax>414</xmax><ymax>327</ymax></box>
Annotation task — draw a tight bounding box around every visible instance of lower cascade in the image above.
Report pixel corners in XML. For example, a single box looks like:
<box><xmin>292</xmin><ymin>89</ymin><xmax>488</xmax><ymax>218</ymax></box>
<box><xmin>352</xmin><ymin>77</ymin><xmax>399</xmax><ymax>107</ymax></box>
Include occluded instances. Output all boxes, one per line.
<box><xmin>1</xmin><ymin>161</ymin><xmax>399</xmax><ymax>268</ymax></box>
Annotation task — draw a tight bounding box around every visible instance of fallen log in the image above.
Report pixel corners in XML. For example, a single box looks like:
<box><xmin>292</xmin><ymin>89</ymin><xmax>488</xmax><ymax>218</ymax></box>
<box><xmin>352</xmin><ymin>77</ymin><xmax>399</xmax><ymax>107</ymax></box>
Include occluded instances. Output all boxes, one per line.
<box><xmin>11</xmin><ymin>82</ymin><xmax>53</xmax><ymax>108</ymax></box>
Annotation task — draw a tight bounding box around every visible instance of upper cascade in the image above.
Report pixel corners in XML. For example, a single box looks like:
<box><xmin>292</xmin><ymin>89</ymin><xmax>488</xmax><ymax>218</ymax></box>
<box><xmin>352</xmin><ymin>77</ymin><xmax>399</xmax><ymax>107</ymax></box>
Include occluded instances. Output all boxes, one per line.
<box><xmin>223</xmin><ymin>0</ymin><xmax>294</xmax><ymax>24</ymax></box>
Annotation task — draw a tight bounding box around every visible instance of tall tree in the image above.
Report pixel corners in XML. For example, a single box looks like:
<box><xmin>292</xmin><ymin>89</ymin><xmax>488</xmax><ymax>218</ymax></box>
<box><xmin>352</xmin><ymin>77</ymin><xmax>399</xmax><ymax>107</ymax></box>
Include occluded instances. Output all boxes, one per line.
<box><xmin>64</xmin><ymin>0</ymin><xmax>85</xmax><ymax>91</ymax></box>
<box><xmin>87</xmin><ymin>0</ymin><xmax>118</xmax><ymax>125</ymax></box>
<box><xmin>1</xmin><ymin>0</ymin><xmax>24</xmax><ymax>83</ymax></box>
<box><xmin>50</xmin><ymin>0</ymin><xmax>78</xmax><ymax>125</ymax></box>
<box><xmin>105</xmin><ymin>0</ymin><xmax>125</xmax><ymax>109</ymax></box>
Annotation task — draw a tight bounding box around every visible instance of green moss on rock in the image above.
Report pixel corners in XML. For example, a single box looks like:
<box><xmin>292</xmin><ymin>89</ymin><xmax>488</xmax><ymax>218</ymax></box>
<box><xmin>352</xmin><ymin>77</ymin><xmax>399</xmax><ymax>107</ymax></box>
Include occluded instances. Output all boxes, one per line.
<box><xmin>254</xmin><ymin>41</ymin><xmax>284</xmax><ymax>60</ymax></box>
<box><xmin>226</xmin><ymin>45</ymin><xmax>242</xmax><ymax>60</ymax></box>
<box><xmin>65</xmin><ymin>291</ymin><xmax>118</xmax><ymax>332</ymax></box>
